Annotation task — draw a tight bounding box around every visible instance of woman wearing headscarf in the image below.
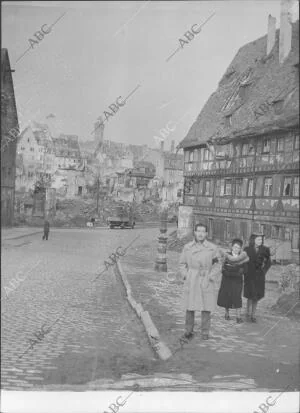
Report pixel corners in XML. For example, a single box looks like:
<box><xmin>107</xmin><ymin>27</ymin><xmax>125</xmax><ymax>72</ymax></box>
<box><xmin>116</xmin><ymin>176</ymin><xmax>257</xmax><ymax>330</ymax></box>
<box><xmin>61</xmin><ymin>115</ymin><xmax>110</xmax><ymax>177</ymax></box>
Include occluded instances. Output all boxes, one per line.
<box><xmin>243</xmin><ymin>233</ymin><xmax>271</xmax><ymax>322</ymax></box>
<box><xmin>217</xmin><ymin>239</ymin><xmax>249</xmax><ymax>323</ymax></box>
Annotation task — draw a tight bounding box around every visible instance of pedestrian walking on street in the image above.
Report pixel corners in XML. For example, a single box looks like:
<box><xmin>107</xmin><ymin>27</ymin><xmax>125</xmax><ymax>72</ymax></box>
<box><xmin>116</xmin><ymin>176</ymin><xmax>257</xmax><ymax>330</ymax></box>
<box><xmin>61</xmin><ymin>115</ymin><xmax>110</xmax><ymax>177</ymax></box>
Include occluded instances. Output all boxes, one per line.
<box><xmin>243</xmin><ymin>233</ymin><xmax>271</xmax><ymax>323</ymax></box>
<box><xmin>42</xmin><ymin>219</ymin><xmax>50</xmax><ymax>241</ymax></box>
<box><xmin>179</xmin><ymin>223</ymin><xmax>221</xmax><ymax>341</ymax></box>
<box><xmin>217</xmin><ymin>239</ymin><xmax>249</xmax><ymax>323</ymax></box>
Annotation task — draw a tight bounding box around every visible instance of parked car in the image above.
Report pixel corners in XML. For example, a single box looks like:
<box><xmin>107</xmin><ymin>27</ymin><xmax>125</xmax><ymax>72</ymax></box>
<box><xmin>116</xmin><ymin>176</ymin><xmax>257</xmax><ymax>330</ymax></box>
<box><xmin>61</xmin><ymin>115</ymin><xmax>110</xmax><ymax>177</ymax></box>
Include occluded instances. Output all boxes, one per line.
<box><xmin>107</xmin><ymin>206</ymin><xmax>135</xmax><ymax>229</ymax></box>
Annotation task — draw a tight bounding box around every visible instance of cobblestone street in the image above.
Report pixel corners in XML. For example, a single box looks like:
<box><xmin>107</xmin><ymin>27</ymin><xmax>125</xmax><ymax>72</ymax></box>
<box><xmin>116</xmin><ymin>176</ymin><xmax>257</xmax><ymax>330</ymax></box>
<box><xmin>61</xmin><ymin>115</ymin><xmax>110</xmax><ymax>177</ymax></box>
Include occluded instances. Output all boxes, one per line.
<box><xmin>1</xmin><ymin>228</ymin><xmax>155</xmax><ymax>390</ymax></box>
<box><xmin>1</xmin><ymin>227</ymin><xmax>299</xmax><ymax>392</ymax></box>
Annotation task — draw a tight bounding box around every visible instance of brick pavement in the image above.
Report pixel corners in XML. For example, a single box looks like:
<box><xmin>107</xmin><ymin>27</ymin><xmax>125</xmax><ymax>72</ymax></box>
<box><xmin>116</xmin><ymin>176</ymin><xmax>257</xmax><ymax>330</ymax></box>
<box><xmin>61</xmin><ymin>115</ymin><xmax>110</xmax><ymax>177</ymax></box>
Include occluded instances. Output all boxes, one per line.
<box><xmin>1</xmin><ymin>228</ymin><xmax>156</xmax><ymax>390</ymax></box>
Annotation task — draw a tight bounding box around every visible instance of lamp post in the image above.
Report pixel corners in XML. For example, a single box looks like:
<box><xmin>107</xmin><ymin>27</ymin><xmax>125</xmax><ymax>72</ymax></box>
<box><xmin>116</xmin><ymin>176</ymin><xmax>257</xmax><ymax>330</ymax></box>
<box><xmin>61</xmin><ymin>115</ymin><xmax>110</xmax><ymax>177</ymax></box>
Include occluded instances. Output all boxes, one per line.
<box><xmin>154</xmin><ymin>191</ymin><xmax>168</xmax><ymax>272</ymax></box>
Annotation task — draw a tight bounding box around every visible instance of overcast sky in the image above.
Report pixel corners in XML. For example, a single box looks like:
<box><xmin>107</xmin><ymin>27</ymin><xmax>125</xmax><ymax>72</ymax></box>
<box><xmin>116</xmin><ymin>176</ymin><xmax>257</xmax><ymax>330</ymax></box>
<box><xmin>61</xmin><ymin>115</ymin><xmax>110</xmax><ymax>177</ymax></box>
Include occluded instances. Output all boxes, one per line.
<box><xmin>2</xmin><ymin>1</ymin><xmax>297</xmax><ymax>149</ymax></box>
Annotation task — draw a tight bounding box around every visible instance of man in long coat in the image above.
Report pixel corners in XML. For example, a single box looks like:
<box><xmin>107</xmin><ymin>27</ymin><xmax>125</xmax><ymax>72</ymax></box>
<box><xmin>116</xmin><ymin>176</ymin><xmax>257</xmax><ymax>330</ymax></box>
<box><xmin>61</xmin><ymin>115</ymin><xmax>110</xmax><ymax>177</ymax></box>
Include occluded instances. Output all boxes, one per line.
<box><xmin>179</xmin><ymin>223</ymin><xmax>221</xmax><ymax>340</ymax></box>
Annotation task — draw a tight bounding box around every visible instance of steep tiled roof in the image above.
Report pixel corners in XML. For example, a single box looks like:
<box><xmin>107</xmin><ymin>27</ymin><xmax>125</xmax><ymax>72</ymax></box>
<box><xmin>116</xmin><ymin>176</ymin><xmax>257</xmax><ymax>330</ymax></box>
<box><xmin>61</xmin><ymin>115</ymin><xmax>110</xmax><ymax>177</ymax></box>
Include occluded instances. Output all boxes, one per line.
<box><xmin>180</xmin><ymin>21</ymin><xmax>299</xmax><ymax>149</ymax></box>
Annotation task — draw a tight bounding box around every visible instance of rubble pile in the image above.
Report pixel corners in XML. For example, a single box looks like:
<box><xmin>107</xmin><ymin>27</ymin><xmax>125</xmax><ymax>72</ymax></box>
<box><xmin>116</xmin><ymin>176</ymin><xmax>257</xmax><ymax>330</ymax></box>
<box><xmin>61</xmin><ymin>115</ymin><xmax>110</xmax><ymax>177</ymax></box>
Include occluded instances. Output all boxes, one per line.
<box><xmin>14</xmin><ymin>193</ymin><xmax>178</xmax><ymax>227</ymax></box>
<box><xmin>272</xmin><ymin>264</ymin><xmax>300</xmax><ymax>320</ymax></box>
<box><xmin>54</xmin><ymin>198</ymin><xmax>97</xmax><ymax>227</ymax></box>
<box><xmin>133</xmin><ymin>200</ymin><xmax>161</xmax><ymax>222</ymax></box>
<box><xmin>52</xmin><ymin>197</ymin><xmax>167</xmax><ymax>227</ymax></box>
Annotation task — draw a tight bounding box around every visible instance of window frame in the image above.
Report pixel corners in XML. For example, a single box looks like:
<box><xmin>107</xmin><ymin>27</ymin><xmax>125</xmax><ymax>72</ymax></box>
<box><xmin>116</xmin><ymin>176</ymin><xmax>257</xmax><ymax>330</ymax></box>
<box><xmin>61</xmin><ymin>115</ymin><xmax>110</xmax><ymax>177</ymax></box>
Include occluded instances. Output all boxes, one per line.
<box><xmin>224</xmin><ymin>178</ymin><xmax>232</xmax><ymax>196</ymax></box>
<box><xmin>276</xmin><ymin>137</ymin><xmax>285</xmax><ymax>153</ymax></box>
<box><xmin>204</xmin><ymin>179</ymin><xmax>213</xmax><ymax>196</ymax></box>
<box><xmin>282</xmin><ymin>176</ymin><xmax>292</xmax><ymax>197</ymax></box>
<box><xmin>294</xmin><ymin>134</ymin><xmax>299</xmax><ymax>150</ymax></box>
<box><xmin>284</xmin><ymin>227</ymin><xmax>291</xmax><ymax>241</ymax></box>
<box><xmin>241</xmin><ymin>143</ymin><xmax>248</xmax><ymax>156</ymax></box>
<box><xmin>271</xmin><ymin>225</ymin><xmax>280</xmax><ymax>239</ymax></box>
<box><xmin>263</xmin><ymin>177</ymin><xmax>273</xmax><ymax>197</ymax></box>
<box><xmin>247</xmin><ymin>178</ymin><xmax>254</xmax><ymax>197</ymax></box>
<box><xmin>220</xmin><ymin>179</ymin><xmax>225</xmax><ymax>196</ymax></box>
<box><xmin>203</xmin><ymin>148</ymin><xmax>209</xmax><ymax>161</ymax></box>
<box><xmin>292</xmin><ymin>176</ymin><xmax>299</xmax><ymax>197</ymax></box>
<box><xmin>235</xmin><ymin>178</ymin><xmax>243</xmax><ymax>196</ymax></box>
<box><xmin>248</xmin><ymin>142</ymin><xmax>255</xmax><ymax>155</ymax></box>
<box><xmin>262</xmin><ymin>138</ymin><xmax>271</xmax><ymax>154</ymax></box>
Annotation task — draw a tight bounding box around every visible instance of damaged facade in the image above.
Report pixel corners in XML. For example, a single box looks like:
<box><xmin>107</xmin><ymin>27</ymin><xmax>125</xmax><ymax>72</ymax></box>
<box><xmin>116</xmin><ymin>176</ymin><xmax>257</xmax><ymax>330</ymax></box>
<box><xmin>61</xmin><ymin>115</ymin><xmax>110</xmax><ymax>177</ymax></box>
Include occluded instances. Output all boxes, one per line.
<box><xmin>115</xmin><ymin>161</ymin><xmax>156</xmax><ymax>202</ymax></box>
<box><xmin>179</xmin><ymin>14</ymin><xmax>299</xmax><ymax>260</ymax></box>
<box><xmin>161</xmin><ymin>150</ymin><xmax>184</xmax><ymax>203</ymax></box>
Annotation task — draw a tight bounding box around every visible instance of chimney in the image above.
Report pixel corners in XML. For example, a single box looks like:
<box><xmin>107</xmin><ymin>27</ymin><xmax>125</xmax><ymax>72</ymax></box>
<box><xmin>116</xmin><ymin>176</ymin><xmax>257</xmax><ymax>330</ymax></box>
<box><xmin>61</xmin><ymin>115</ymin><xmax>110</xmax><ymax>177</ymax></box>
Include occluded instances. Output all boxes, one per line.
<box><xmin>160</xmin><ymin>140</ymin><xmax>164</xmax><ymax>153</ymax></box>
<box><xmin>170</xmin><ymin>140</ymin><xmax>175</xmax><ymax>153</ymax></box>
<box><xmin>279</xmin><ymin>0</ymin><xmax>293</xmax><ymax>64</ymax></box>
<box><xmin>267</xmin><ymin>14</ymin><xmax>276</xmax><ymax>55</ymax></box>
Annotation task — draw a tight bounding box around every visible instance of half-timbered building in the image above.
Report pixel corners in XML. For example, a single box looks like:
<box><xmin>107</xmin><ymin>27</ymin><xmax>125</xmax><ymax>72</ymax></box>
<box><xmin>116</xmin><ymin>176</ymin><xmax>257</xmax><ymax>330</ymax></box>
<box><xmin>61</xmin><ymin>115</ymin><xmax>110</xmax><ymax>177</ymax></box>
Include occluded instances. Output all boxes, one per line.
<box><xmin>178</xmin><ymin>15</ymin><xmax>299</xmax><ymax>259</ymax></box>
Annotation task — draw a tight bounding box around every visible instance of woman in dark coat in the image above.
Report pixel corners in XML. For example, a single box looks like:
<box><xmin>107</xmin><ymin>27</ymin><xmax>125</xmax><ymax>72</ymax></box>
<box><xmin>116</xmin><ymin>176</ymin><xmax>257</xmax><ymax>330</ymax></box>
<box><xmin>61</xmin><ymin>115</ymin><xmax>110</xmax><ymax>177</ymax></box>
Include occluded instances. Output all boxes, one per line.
<box><xmin>217</xmin><ymin>239</ymin><xmax>249</xmax><ymax>323</ymax></box>
<box><xmin>244</xmin><ymin>233</ymin><xmax>271</xmax><ymax>322</ymax></box>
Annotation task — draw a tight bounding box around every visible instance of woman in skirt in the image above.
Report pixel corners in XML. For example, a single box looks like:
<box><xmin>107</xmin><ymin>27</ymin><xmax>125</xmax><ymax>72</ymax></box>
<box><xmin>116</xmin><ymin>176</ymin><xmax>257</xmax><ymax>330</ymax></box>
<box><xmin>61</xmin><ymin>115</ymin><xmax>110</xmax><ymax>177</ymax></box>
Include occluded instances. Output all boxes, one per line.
<box><xmin>217</xmin><ymin>239</ymin><xmax>249</xmax><ymax>323</ymax></box>
<box><xmin>244</xmin><ymin>233</ymin><xmax>271</xmax><ymax>322</ymax></box>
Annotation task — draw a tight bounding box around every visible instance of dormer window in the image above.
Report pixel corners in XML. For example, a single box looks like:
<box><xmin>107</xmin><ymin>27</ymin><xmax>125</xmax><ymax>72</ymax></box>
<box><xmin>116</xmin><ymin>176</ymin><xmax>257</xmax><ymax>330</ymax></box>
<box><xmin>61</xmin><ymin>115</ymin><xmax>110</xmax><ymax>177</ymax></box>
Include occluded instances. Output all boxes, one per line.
<box><xmin>222</xmin><ymin>68</ymin><xmax>252</xmax><ymax>111</ymax></box>
<box><xmin>225</xmin><ymin>115</ymin><xmax>232</xmax><ymax>127</ymax></box>
<box><xmin>273</xmin><ymin>99</ymin><xmax>284</xmax><ymax>114</ymax></box>
<box><xmin>239</xmin><ymin>83</ymin><xmax>251</xmax><ymax>100</ymax></box>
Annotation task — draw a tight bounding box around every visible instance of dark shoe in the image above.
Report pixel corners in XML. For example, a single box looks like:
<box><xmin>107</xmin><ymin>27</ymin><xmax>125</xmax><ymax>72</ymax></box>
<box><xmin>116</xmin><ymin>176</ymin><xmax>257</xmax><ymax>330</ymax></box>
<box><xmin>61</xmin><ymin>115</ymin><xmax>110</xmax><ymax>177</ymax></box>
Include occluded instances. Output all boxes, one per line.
<box><xmin>251</xmin><ymin>316</ymin><xmax>257</xmax><ymax>323</ymax></box>
<box><xmin>236</xmin><ymin>317</ymin><xmax>243</xmax><ymax>324</ymax></box>
<box><xmin>202</xmin><ymin>334</ymin><xmax>209</xmax><ymax>340</ymax></box>
<box><xmin>225</xmin><ymin>314</ymin><xmax>230</xmax><ymax>320</ymax></box>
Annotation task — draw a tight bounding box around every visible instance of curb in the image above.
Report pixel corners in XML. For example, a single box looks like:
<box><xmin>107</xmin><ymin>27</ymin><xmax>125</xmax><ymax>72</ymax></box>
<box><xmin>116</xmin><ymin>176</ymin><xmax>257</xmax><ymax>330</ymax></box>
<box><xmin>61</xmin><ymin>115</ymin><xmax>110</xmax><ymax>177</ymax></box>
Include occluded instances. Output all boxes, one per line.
<box><xmin>115</xmin><ymin>261</ymin><xmax>172</xmax><ymax>361</ymax></box>
<box><xmin>2</xmin><ymin>230</ymin><xmax>41</xmax><ymax>241</ymax></box>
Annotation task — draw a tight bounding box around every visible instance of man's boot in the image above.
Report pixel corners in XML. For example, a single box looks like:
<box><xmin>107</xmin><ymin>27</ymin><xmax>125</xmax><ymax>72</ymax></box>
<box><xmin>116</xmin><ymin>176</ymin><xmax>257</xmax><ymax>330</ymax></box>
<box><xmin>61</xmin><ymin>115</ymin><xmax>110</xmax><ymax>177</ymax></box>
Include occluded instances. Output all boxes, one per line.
<box><xmin>184</xmin><ymin>310</ymin><xmax>195</xmax><ymax>339</ymax></box>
